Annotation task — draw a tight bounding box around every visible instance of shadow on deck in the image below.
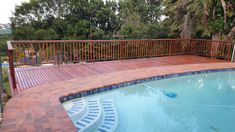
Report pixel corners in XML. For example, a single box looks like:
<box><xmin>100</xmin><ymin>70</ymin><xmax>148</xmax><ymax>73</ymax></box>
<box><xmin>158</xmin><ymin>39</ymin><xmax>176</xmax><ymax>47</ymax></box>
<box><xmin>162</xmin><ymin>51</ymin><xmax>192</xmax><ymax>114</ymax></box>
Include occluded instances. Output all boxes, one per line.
<box><xmin>12</xmin><ymin>55</ymin><xmax>225</xmax><ymax>92</ymax></box>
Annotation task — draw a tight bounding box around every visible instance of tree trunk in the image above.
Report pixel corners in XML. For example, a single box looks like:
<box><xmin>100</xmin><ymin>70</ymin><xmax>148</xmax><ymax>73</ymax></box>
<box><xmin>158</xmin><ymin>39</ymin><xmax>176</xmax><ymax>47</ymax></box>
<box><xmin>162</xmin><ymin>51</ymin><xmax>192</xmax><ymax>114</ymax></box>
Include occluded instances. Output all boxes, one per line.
<box><xmin>220</xmin><ymin>0</ymin><xmax>227</xmax><ymax>25</ymax></box>
<box><xmin>225</xmin><ymin>26</ymin><xmax>235</xmax><ymax>41</ymax></box>
<box><xmin>180</xmin><ymin>12</ymin><xmax>193</xmax><ymax>39</ymax></box>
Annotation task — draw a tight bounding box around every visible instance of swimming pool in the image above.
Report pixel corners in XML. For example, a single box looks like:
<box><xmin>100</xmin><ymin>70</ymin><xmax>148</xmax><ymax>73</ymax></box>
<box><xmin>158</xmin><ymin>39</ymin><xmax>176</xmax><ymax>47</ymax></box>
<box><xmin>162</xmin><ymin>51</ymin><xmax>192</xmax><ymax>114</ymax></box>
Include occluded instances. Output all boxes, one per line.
<box><xmin>1</xmin><ymin>63</ymin><xmax>9</xmax><ymax>68</ymax></box>
<box><xmin>62</xmin><ymin>70</ymin><xmax>235</xmax><ymax>132</ymax></box>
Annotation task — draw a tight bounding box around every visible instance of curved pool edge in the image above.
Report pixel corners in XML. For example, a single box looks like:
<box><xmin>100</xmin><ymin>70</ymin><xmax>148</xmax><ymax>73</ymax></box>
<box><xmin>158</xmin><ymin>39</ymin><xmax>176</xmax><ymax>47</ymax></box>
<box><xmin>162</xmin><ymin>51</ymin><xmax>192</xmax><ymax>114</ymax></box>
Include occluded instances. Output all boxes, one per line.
<box><xmin>59</xmin><ymin>67</ymin><xmax>235</xmax><ymax>103</ymax></box>
<box><xmin>2</xmin><ymin>62</ymin><xmax>235</xmax><ymax>132</ymax></box>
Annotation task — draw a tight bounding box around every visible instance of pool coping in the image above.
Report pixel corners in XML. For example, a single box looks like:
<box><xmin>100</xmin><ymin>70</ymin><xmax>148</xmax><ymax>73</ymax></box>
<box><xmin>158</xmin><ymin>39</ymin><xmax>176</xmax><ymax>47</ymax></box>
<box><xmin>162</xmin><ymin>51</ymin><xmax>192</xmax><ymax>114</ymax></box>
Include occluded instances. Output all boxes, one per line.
<box><xmin>59</xmin><ymin>67</ymin><xmax>235</xmax><ymax>103</ymax></box>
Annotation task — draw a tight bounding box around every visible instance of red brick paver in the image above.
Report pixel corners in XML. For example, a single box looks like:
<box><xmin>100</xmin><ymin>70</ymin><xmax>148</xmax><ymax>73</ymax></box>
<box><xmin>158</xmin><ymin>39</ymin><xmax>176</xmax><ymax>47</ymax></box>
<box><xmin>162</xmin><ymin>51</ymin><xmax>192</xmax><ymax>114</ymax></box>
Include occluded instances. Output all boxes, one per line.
<box><xmin>2</xmin><ymin>56</ymin><xmax>235</xmax><ymax>132</ymax></box>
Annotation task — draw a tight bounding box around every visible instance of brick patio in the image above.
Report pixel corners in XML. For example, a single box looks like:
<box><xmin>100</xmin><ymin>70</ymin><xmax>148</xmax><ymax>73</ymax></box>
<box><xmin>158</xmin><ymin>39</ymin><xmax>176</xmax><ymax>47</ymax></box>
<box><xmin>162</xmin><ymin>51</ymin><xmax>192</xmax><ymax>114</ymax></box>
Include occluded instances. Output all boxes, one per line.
<box><xmin>1</xmin><ymin>55</ymin><xmax>235</xmax><ymax>132</ymax></box>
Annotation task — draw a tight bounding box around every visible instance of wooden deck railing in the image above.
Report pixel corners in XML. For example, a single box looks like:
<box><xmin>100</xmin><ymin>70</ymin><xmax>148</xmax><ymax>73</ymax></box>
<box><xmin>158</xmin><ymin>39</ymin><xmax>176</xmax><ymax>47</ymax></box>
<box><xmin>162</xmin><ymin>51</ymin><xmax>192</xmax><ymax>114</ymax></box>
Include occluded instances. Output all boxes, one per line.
<box><xmin>7</xmin><ymin>39</ymin><xmax>234</xmax><ymax>92</ymax></box>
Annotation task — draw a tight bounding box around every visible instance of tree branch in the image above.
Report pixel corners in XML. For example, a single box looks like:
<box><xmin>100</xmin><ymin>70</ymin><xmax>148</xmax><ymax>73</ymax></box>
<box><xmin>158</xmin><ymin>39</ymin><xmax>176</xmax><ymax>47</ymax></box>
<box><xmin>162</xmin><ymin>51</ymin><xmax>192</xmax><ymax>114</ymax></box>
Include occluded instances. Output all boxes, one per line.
<box><xmin>220</xmin><ymin>0</ymin><xmax>227</xmax><ymax>24</ymax></box>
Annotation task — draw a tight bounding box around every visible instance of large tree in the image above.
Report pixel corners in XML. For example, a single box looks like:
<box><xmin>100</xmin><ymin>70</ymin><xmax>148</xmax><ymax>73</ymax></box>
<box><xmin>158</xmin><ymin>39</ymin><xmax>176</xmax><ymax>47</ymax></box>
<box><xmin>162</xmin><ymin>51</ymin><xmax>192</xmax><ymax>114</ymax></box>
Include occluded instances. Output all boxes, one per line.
<box><xmin>163</xmin><ymin>0</ymin><xmax>235</xmax><ymax>40</ymax></box>
<box><xmin>11</xmin><ymin>0</ymin><xmax>120</xmax><ymax>40</ymax></box>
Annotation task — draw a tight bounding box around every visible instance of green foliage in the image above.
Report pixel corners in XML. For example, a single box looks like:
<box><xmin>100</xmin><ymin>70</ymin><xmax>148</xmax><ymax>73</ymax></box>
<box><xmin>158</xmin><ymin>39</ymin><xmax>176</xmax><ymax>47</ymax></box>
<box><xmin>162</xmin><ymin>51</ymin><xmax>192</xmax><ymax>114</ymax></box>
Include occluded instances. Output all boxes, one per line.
<box><xmin>144</xmin><ymin>24</ymin><xmax>171</xmax><ymax>38</ymax></box>
<box><xmin>11</xmin><ymin>0</ymin><xmax>169</xmax><ymax>40</ymax></box>
<box><xmin>163</xmin><ymin>0</ymin><xmax>235</xmax><ymax>39</ymax></box>
<box><xmin>33</xmin><ymin>29</ymin><xmax>58</xmax><ymax>40</ymax></box>
<box><xmin>10</xmin><ymin>0</ymin><xmax>235</xmax><ymax>40</ymax></box>
<box><xmin>2</xmin><ymin>68</ymin><xmax>10</xmax><ymax>96</ymax></box>
<box><xmin>0</xmin><ymin>35</ymin><xmax>11</xmax><ymax>56</ymax></box>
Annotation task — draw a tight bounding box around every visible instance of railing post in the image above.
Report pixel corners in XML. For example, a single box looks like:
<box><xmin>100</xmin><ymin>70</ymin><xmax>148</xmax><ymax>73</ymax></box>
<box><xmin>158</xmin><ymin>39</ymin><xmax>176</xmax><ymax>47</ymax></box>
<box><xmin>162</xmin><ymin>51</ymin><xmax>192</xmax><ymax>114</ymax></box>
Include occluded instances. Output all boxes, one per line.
<box><xmin>90</xmin><ymin>41</ymin><xmax>94</xmax><ymax>63</ymax></box>
<box><xmin>7</xmin><ymin>41</ymin><xmax>17</xmax><ymax>93</ymax></box>
<box><xmin>56</xmin><ymin>43</ymin><xmax>60</xmax><ymax>66</ymax></box>
<box><xmin>188</xmin><ymin>39</ymin><xmax>192</xmax><ymax>55</ymax></box>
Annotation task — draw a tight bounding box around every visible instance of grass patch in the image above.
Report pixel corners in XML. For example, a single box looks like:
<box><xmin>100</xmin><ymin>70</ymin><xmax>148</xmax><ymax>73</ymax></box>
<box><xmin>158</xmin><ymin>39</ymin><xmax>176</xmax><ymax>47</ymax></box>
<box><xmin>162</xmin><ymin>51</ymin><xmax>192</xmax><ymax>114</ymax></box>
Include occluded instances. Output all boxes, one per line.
<box><xmin>3</xmin><ymin>82</ymin><xmax>10</xmax><ymax>96</ymax></box>
<box><xmin>2</xmin><ymin>67</ymin><xmax>11</xmax><ymax>96</ymax></box>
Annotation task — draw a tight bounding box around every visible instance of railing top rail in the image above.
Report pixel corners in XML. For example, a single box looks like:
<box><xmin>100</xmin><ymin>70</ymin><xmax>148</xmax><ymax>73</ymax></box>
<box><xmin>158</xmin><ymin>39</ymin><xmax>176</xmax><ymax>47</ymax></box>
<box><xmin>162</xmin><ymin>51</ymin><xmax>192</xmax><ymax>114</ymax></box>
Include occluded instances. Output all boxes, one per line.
<box><xmin>189</xmin><ymin>39</ymin><xmax>232</xmax><ymax>43</ymax></box>
<box><xmin>8</xmin><ymin>39</ymin><xmax>232</xmax><ymax>44</ymax></box>
<box><xmin>9</xmin><ymin>39</ymin><xmax>183</xmax><ymax>43</ymax></box>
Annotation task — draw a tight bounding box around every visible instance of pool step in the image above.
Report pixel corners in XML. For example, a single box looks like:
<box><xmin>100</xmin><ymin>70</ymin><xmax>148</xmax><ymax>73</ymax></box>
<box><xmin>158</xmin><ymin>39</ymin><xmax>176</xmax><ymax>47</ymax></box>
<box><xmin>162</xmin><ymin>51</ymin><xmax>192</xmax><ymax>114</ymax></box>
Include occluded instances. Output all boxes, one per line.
<box><xmin>63</xmin><ymin>99</ymin><xmax>86</xmax><ymax>121</ymax></box>
<box><xmin>75</xmin><ymin>99</ymin><xmax>102</xmax><ymax>132</ymax></box>
<box><xmin>96</xmin><ymin>100</ymin><xmax>118</xmax><ymax>132</ymax></box>
<box><xmin>63</xmin><ymin>99</ymin><xmax>118</xmax><ymax>132</ymax></box>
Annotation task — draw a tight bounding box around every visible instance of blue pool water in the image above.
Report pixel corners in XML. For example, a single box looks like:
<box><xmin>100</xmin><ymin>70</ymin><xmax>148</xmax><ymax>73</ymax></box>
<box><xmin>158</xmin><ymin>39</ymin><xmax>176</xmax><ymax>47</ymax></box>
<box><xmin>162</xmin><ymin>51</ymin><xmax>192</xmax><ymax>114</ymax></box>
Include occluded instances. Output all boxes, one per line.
<box><xmin>1</xmin><ymin>63</ymin><xmax>9</xmax><ymax>68</ymax></box>
<box><xmin>63</xmin><ymin>71</ymin><xmax>235</xmax><ymax>132</ymax></box>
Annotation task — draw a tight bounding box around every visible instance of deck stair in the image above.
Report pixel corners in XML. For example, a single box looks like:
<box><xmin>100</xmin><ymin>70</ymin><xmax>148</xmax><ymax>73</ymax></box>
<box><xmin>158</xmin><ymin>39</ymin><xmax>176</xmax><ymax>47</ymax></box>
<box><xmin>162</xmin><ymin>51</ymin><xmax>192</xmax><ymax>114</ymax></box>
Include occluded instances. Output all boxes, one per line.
<box><xmin>62</xmin><ymin>99</ymin><xmax>118</xmax><ymax>132</ymax></box>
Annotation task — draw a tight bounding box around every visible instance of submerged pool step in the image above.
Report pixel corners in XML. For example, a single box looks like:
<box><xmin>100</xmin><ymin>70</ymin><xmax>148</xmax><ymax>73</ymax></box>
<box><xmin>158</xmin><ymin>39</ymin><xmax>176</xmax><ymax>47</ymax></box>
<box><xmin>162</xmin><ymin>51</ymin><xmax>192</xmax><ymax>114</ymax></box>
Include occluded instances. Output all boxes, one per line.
<box><xmin>75</xmin><ymin>99</ymin><xmax>102</xmax><ymax>132</ymax></box>
<box><xmin>64</xmin><ymin>99</ymin><xmax>118</xmax><ymax>132</ymax></box>
<box><xmin>63</xmin><ymin>99</ymin><xmax>86</xmax><ymax>121</ymax></box>
<box><xmin>96</xmin><ymin>100</ymin><xmax>118</xmax><ymax>132</ymax></box>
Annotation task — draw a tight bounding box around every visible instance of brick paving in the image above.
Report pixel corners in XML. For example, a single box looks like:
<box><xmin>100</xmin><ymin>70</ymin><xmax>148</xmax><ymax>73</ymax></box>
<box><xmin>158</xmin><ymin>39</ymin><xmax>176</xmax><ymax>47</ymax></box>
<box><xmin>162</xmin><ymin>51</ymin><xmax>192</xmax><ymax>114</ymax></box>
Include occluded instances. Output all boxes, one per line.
<box><xmin>1</xmin><ymin>56</ymin><xmax>235</xmax><ymax>131</ymax></box>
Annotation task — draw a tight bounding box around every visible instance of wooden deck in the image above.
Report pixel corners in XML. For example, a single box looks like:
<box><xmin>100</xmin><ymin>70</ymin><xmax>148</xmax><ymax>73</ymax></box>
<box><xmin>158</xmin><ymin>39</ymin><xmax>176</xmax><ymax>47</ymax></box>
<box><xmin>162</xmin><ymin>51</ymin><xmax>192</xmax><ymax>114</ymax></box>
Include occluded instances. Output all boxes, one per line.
<box><xmin>13</xmin><ymin>55</ymin><xmax>225</xmax><ymax>92</ymax></box>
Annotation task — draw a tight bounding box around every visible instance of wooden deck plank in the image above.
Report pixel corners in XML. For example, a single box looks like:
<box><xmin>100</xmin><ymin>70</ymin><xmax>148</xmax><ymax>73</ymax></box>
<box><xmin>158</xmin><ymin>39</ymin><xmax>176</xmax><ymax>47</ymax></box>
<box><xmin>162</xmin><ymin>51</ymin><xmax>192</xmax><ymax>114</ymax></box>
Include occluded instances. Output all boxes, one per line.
<box><xmin>13</xmin><ymin>55</ymin><xmax>226</xmax><ymax>91</ymax></box>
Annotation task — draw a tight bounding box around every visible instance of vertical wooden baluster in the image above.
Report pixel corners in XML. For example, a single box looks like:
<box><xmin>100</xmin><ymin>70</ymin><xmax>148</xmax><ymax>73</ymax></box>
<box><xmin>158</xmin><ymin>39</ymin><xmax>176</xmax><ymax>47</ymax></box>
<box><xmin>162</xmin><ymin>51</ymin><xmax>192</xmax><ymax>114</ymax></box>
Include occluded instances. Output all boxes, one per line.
<box><xmin>145</xmin><ymin>40</ymin><xmax>147</xmax><ymax>57</ymax></box>
<box><xmin>104</xmin><ymin>41</ymin><xmax>106</xmax><ymax>60</ymax></box>
<box><xmin>20</xmin><ymin>43</ymin><xmax>22</xmax><ymax>65</ymax></box>
<box><xmin>49</xmin><ymin>42</ymin><xmax>52</xmax><ymax>63</ymax></box>
<box><xmin>99</xmin><ymin>42</ymin><xmax>101</xmax><ymax>61</ymax></box>
<box><xmin>101</xmin><ymin>41</ymin><xmax>103</xmax><ymax>60</ymax></box>
<box><xmin>15</xmin><ymin>43</ymin><xmax>18</xmax><ymax>65</ymax></box>
<box><xmin>70</xmin><ymin>42</ymin><xmax>72</xmax><ymax>63</ymax></box>
<box><xmin>94</xmin><ymin>42</ymin><xmax>96</xmax><ymax>61</ymax></box>
<box><xmin>110</xmin><ymin>41</ymin><xmax>111</xmax><ymax>60</ymax></box>
<box><xmin>89</xmin><ymin>41</ymin><xmax>91</xmax><ymax>62</ymax></box>
<box><xmin>60</xmin><ymin>42</ymin><xmax>62</xmax><ymax>64</ymax></box>
<box><xmin>124</xmin><ymin>41</ymin><xmax>126</xmax><ymax>59</ymax></box>
<box><xmin>141</xmin><ymin>40</ymin><xmax>144</xmax><ymax>57</ymax></box>
<box><xmin>30</xmin><ymin>42</ymin><xmax>33</xmax><ymax>64</ymax></box>
<box><xmin>63</xmin><ymin>42</ymin><xmax>66</xmax><ymax>63</ymax></box>
<box><xmin>121</xmin><ymin>41</ymin><xmax>123</xmax><ymax>59</ymax></box>
<box><xmin>108</xmin><ymin>41</ymin><xmax>110</xmax><ymax>60</ymax></box>
<box><xmin>81</xmin><ymin>42</ymin><xmax>84</xmax><ymax>62</ymax></box>
<box><xmin>116</xmin><ymin>41</ymin><xmax>118</xmax><ymax>59</ymax></box>
<box><xmin>42</xmin><ymin>42</ymin><xmax>44</xmax><ymax>64</ymax></box>
<box><xmin>142</xmin><ymin>40</ymin><xmax>144</xmax><ymax>57</ymax></box>
<box><xmin>26</xmin><ymin>42</ymin><xmax>29</xmax><ymax>65</ymax></box>
<box><xmin>38</xmin><ymin>42</ymin><xmax>40</xmax><ymax>65</ymax></box>
<box><xmin>105</xmin><ymin>41</ymin><xmax>107</xmax><ymax>60</ymax></box>
<box><xmin>141</xmin><ymin>40</ymin><xmax>142</xmax><ymax>58</ymax></box>
<box><xmin>139</xmin><ymin>40</ymin><xmax>141</xmax><ymax>57</ymax></box>
<box><xmin>78</xmin><ymin>42</ymin><xmax>80</xmax><ymax>62</ymax></box>
<box><xmin>47</xmin><ymin>42</ymin><xmax>49</xmax><ymax>63</ymax></box>
<box><xmin>54</xmin><ymin>42</ymin><xmax>56</xmax><ymax>64</ymax></box>
<box><xmin>86</xmin><ymin>42</ymin><xmax>88</xmax><ymax>62</ymax></box>
<box><xmin>112</xmin><ymin>41</ymin><xmax>114</xmax><ymax>60</ymax></box>
<box><xmin>72</xmin><ymin>42</ymin><xmax>74</xmax><ymax>62</ymax></box>
<box><xmin>74</xmin><ymin>42</ymin><xmax>77</xmax><ymax>62</ymax></box>
<box><xmin>85</xmin><ymin>42</ymin><xmax>87</xmax><ymax>62</ymax></box>
<box><xmin>129</xmin><ymin>41</ymin><xmax>131</xmax><ymax>58</ymax></box>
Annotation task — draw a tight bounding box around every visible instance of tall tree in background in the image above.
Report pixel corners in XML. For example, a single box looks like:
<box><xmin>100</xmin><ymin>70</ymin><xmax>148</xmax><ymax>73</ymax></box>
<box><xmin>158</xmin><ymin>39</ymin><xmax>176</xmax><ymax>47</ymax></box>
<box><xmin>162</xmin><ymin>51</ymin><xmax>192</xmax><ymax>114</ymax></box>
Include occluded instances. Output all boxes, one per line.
<box><xmin>11</xmin><ymin>0</ymin><xmax>120</xmax><ymax>40</ymax></box>
<box><xmin>11</xmin><ymin>0</ymin><xmax>167</xmax><ymax>40</ymax></box>
<box><xmin>163</xmin><ymin>0</ymin><xmax>235</xmax><ymax>40</ymax></box>
<box><xmin>10</xmin><ymin>0</ymin><xmax>235</xmax><ymax>41</ymax></box>
<box><xmin>119</xmin><ymin>0</ymin><xmax>168</xmax><ymax>39</ymax></box>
